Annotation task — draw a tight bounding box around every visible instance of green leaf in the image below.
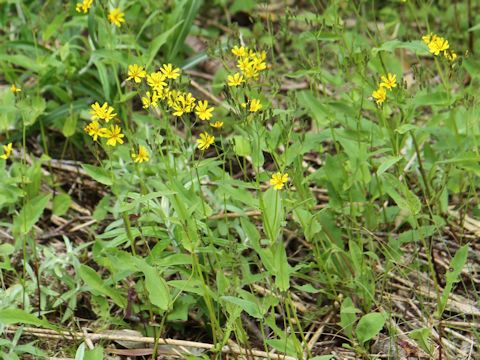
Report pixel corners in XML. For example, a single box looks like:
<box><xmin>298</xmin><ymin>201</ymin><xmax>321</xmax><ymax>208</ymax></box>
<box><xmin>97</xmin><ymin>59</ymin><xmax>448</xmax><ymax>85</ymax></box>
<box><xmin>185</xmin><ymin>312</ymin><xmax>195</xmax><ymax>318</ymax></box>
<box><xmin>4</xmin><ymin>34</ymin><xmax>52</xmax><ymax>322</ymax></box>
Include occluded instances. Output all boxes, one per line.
<box><xmin>52</xmin><ymin>193</ymin><xmax>71</xmax><ymax>216</ymax></box>
<box><xmin>261</xmin><ymin>188</ymin><xmax>284</xmax><ymax>242</ymax></box>
<box><xmin>84</xmin><ymin>346</ymin><xmax>104</xmax><ymax>360</ymax></box>
<box><xmin>437</xmin><ymin>245</ymin><xmax>469</xmax><ymax>317</ymax></box>
<box><xmin>273</xmin><ymin>242</ymin><xmax>290</xmax><ymax>291</ymax></box>
<box><xmin>395</xmin><ymin>124</ymin><xmax>417</xmax><ymax>134</ymax></box>
<box><xmin>166</xmin><ymin>0</ymin><xmax>202</xmax><ymax>61</ymax></box>
<box><xmin>12</xmin><ymin>193</ymin><xmax>52</xmax><ymax>245</ymax></box>
<box><xmin>339</xmin><ymin>297</ymin><xmax>359</xmax><ymax>339</ymax></box>
<box><xmin>62</xmin><ymin>113</ymin><xmax>78</xmax><ymax>137</ymax></box>
<box><xmin>81</xmin><ymin>164</ymin><xmax>113</xmax><ymax>186</ymax></box>
<box><xmin>18</xmin><ymin>96</ymin><xmax>46</xmax><ymax>127</ymax></box>
<box><xmin>233</xmin><ymin>135</ymin><xmax>251</xmax><ymax>157</ymax></box>
<box><xmin>372</xmin><ymin>40</ymin><xmax>429</xmax><ymax>55</ymax></box>
<box><xmin>0</xmin><ymin>308</ymin><xmax>55</xmax><ymax>330</ymax></box>
<box><xmin>355</xmin><ymin>312</ymin><xmax>386</xmax><ymax>344</ymax></box>
<box><xmin>136</xmin><ymin>262</ymin><xmax>171</xmax><ymax>311</ymax></box>
<box><xmin>145</xmin><ymin>22</ymin><xmax>183</xmax><ymax>67</ymax></box>
<box><xmin>382</xmin><ymin>174</ymin><xmax>421</xmax><ymax>215</ymax></box>
<box><xmin>377</xmin><ymin>156</ymin><xmax>403</xmax><ymax>176</ymax></box>
<box><xmin>297</xmin><ymin>90</ymin><xmax>331</xmax><ymax>126</ymax></box>
<box><xmin>78</xmin><ymin>265</ymin><xmax>126</xmax><ymax>308</ymax></box>
<box><xmin>221</xmin><ymin>296</ymin><xmax>263</xmax><ymax>319</ymax></box>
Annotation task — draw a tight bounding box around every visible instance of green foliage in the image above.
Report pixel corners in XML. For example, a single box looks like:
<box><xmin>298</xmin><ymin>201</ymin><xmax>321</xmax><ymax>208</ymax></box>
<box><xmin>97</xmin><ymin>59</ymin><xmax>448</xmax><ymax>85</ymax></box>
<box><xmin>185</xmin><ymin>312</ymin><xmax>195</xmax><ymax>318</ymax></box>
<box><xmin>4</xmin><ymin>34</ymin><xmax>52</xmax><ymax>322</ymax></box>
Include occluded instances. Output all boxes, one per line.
<box><xmin>0</xmin><ymin>0</ymin><xmax>478</xmax><ymax>358</ymax></box>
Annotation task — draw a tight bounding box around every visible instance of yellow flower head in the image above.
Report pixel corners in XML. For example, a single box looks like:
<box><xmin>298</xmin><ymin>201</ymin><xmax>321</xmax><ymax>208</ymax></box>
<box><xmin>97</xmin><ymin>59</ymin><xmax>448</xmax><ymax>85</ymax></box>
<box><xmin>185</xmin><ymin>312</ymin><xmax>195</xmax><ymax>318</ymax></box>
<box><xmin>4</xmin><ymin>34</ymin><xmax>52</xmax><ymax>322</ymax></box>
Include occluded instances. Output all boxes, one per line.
<box><xmin>248</xmin><ymin>99</ymin><xmax>262</xmax><ymax>112</ymax></box>
<box><xmin>126</xmin><ymin>64</ymin><xmax>146</xmax><ymax>83</ymax></box>
<box><xmin>210</xmin><ymin>121</ymin><xmax>223</xmax><ymax>128</ymax></box>
<box><xmin>10</xmin><ymin>84</ymin><xmax>21</xmax><ymax>93</ymax></box>
<box><xmin>422</xmin><ymin>33</ymin><xmax>436</xmax><ymax>45</ymax></box>
<box><xmin>227</xmin><ymin>73</ymin><xmax>244</xmax><ymax>87</ymax></box>
<box><xmin>237</xmin><ymin>57</ymin><xmax>251</xmax><ymax>73</ymax></box>
<box><xmin>197</xmin><ymin>132</ymin><xmax>215</xmax><ymax>150</ymax></box>
<box><xmin>379</xmin><ymin>73</ymin><xmax>397</xmax><ymax>90</ymax></box>
<box><xmin>90</xmin><ymin>102</ymin><xmax>117</xmax><ymax>122</ymax></box>
<box><xmin>269</xmin><ymin>172</ymin><xmax>288</xmax><ymax>190</ymax></box>
<box><xmin>141</xmin><ymin>91</ymin><xmax>159</xmax><ymax>109</ymax></box>
<box><xmin>105</xmin><ymin>125</ymin><xmax>125</xmax><ymax>146</ymax></box>
<box><xmin>444</xmin><ymin>50</ymin><xmax>458</xmax><ymax>62</ymax></box>
<box><xmin>0</xmin><ymin>143</ymin><xmax>13</xmax><ymax>160</ymax></box>
<box><xmin>75</xmin><ymin>0</ymin><xmax>93</xmax><ymax>13</ymax></box>
<box><xmin>428</xmin><ymin>36</ymin><xmax>449</xmax><ymax>56</ymax></box>
<box><xmin>195</xmin><ymin>100</ymin><xmax>214</xmax><ymax>121</ymax></box>
<box><xmin>131</xmin><ymin>145</ymin><xmax>149</xmax><ymax>163</ymax></box>
<box><xmin>372</xmin><ymin>87</ymin><xmax>387</xmax><ymax>106</ymax></box>
<box><xmin>108</xmin><ymin>8</ymin><xmax>125</xmax><ymax>27</ymax></box>
<box><xmin>231</xmin><ymin>46</ymin><xmax>248</xmax><ymax>57</ymax></box>
<box><xmin>84</xmin><ymin>121</ymin><xmax>107</xmax><ymax>141</ymax></box>
<box><xmin>147</xmin><ymin>71</ymin><xmax>167</xmax><ymax>91</ymax></box>
<box><xmin>160</xmin><ymin>63</ymin><xmax>181</xmax><ymax>79</ymax></box>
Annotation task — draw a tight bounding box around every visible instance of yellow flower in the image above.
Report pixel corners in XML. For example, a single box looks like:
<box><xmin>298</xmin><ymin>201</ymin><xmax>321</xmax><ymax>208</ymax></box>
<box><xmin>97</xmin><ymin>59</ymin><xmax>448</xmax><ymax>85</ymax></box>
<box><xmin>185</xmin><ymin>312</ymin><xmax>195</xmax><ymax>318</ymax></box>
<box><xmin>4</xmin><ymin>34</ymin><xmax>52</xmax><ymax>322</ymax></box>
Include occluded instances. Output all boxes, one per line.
<box><xmin>269</xmin><ymin>172</ymin><xmax>288</xmax><ymax>190</ymax></box>
<box><xmin>105</xmin><ymin>125</ymin><xmax>125</xmax><ymax>146</ymax></box>
<box><xmin>227</xmin><ymin>73</ymin><xmax>244</xmax><ymax>86</ymax></box>
<box><xmin>90</xmin><ymin>102</ymin><xmax>116</xmax><ymax>122</ymax></box>
<box><xmin>84</xmin><ymin>121</ymin><xmax>107</xmax><ymax>141</ymax></box>
<box><xmin>160</xmin><ymin>63</ymin><xmax>181</xmax><ymax>79</ymax></box>
<box><xmin>372</xmin><ymin>87</ymin><xmax>387</xmax><ymax>106</ymax></box>
<box><xmin>428</xmin><ymin>36</ymin><xmax>449</xmax><ymax>56</ymax></box>
<box><xmin>444</xmin><ymin>50</ymin><xmax>458</xmax><ymax>62</ymax></box>
<box><xmin>10</xmin><ymin>84</ymin><xmax>21</xmax><ymax>93</ymax></box>
<box><xmin>171</xmin><ymin>93</ymin><xmax>195</xmax><ymax>116</ymax></box>
<box><xmin>379</xmin><ymin>73</ymin><xmax>397</xmax><ymax>90</ymax></box>
<box><xmin>210</xmin><ymin>121</ymin><xmax>223</xmax><ymax>128</ymax></box>
<box><xmin>108</xmin><ymin>8</ymin><xmax>125</xmax><ymax>27</ymax></box>
<box><xmin>147</xmin><ymin>71</ymin><xmax>167</xmax><ymax>91</ymax></box>
<box><xmin>242</xmin><ymin>64</ymin><xmax>259</xmax><ymax>79</ymax></box>
<box><xmin>195</xmin><ymin>100</ymin><xmax>214</xmax><ymax>121</ymax></box>
<box><xmin>422</xmin><ymin>33</ymin><xmax>435</xmax><ymax>45</ymax></box>
<box><xmin>197</xmin><ymin>132</ymin><xmax>215</xmax><ymax>150</ymax></box>
<box><xmin>0</xmin><ymin>143</ymin><xmax>13</xmax><ymax>160</ymax></box>
<box><xmin>231</xmin><ymin>46</ymin><xmax>248</xmax><ymax>57</ymax></box>
<box><xmin>75</xmin><ymin>0</ymin><xmax>93</xmax><ymax>13</ymax></box>
<box><xmin>141</xmin><ymin>91</ymin><xmax>159</xmax><ymax>109</ymax></box>
<box><xmin>126</xmin><ymin>64</ymin><xmax>146</xmax><ymax>83</ymax></box>
<box><xmin>237</xmin><ymin>57</ymin><xmax>251</xmax><ymax>72</ymax></box>
<box><xmin>131</xmin><ymin>145</ymin><xmax>149</xmax><ymax>163</ymax></box>
<box><xmin>248</xmin><ymin>99</ymin><xmax>262</xmax><ymax>112</ymax></box>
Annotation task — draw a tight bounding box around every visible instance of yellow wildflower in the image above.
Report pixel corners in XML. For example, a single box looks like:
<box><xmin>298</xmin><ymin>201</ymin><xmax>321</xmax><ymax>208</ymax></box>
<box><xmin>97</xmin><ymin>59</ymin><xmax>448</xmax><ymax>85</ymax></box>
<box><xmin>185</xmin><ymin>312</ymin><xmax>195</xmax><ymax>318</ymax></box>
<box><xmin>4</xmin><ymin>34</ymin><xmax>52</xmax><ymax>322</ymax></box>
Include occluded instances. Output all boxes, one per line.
<box><xmin>428</xmin><ymin>36</ymin><xmax>449</xmax><ymax>56</ymax></box>
<box><xmin>227</xmin><ymin>73</ymin><xmax>244</xmax><ymax>86</ymax></box>
<box><xmin>105</xmin><ymin>125</ymin><xmax>125</xmax><ymax>146</ymax></box>
<box><xmin>160</xmin><ymin>63</ymin><xmax>181</xmax><ymax>79</ymax></box>
<box><xmin>210</xmin><ymin>121</ymin><xmax>223</xmax><ymax>128</ymax></box>
<box><xmin>141</xmin><ymin>91</ymin><xmax>159</xmax><ymax>109</ymax></box>
<box><xmin>243</xmin><ymin>64</ymin><xmax>259</xmax><ymax>79</ymax></box>
<box><xmin>195</xmin><ymin>100</ymin><xmax>214</xmax><ymax>121</ymax></box>
<box><xmin>126</xmin><ymin>64</ymin><xmax>146</xmax><ymax>83</ymax></box>
<box><xmin>379</xmin><ymin>73</ymin><xmax>397</xmax><ymax>90</ymax></box>
<box><xmin>131</xmin><ymin>145</ymin><xmax>149</xmax><ymax>163</ymax></box>
<box><xmin>372</xmin><ymin>87</ymin><xmax>387</xmax><ymax>106</ymax></box>
<box><xmin>10</xmin><ymin>84</ymin><xmax>21</xmax><ymax>93</ymax></box>
<box><xmin>248</xmin><ymin>99</ymin><xmax>262</xmax><ymax>112</ymax></box>
<box><xmin>269</xmin><ymin>172</ymin><xmax>288</xmax><ymax>190</ymax></box>
<box><xmin>146</xmin><ymin>71</ymin><xmax>167</xmax><ymax>91</ymax></box>
<box><xmin>84</xmin><ymin>121</ymin><xmax>107</xmax><ymax>141</ymax></box>
<box><xmin>231</xmin><ymin>46</ymin><xmax>248</xmax><ymax>57</ymax></box>
<box><xmin>237</xmin><ymin>57</ymin><xmax>251</xmax><ymax>72</ymax></box>
<box><xmin>0</xmin><ymin>143</ymin><xmax>13</xmax><ymax>160</ymax></box>
<box><xmin>108</xmin><ymin>8</ymin><xmax>125</xmax><ymax>27</ymax></box>
<box><xmin>76</xmin><ymin>0</ymin><xmax>93</xmax><ymax>13</ymax></box>
<box><xmin>89</xmin><ymin>102</ymin><xmax>116</xmax><ymax>122</ymax></box>
<box><xmin>444</xmin><ymin>50</ymin><xmax>457</xmax><ymax>62</ymax></box>
<box><xmin>197</xmin><ymin>132</ymin><xmax>215</xmax><ymax>150</ymax></box>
